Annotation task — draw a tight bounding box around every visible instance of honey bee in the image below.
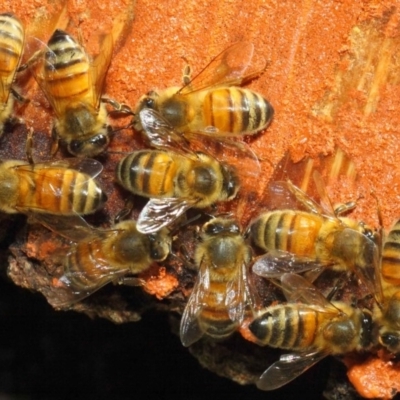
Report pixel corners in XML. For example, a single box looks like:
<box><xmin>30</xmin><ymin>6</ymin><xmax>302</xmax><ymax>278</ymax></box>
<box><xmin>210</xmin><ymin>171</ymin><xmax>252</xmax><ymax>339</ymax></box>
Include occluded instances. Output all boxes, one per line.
<box><xmin>371</xmin><ymin>219</ymin><xmax>400</xmax><ymax>353</ymax></box>
<box><xmin>31</xmin><ymin>213</ymin><xmax>171</xmax><ymax>307</ymax></box>
<box><xmin>249</xmin><ymin>180</ymin><xmax>379</xmax><ymax>289</ymax></box>
<box><xmin>27</xmin><ymin>29</ymin><xmax>125</xmax><ymax>157</ymax></box>
<box><xmin>0</xmin><ymin>13</ymin><xmax>25</xmax><ymax>134</ymax></box>
<box><xmin>0</xmin><ymin>158</ymin><xmax>106</xmax><ymax>215</ymax></box>
<box><xmin>180</xmin><ymin>218</ymin><xmax>255</xmax><ymax>346</ymax></box>
<box><xmin>134</xmin><ymin>41</ymin><xmax>274</xmax><ymax>138</ymax></box>
<box><xmin>115</xmin><ymin>150</ymin><xmax>240</xmax><ymax>233</ymax></box>
<box><xmin>248</xmin><ymin>273</ymin><xmax>373</xmax><ymax>390</ymax></box>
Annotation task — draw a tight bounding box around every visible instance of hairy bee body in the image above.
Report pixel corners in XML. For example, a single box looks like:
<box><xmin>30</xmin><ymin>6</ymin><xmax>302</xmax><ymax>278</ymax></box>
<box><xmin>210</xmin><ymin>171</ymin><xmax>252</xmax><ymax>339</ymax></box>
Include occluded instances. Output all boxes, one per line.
<box><xmin>0</xmin><ymin>159</ymin><xmax>106</xmax><ymax>215</ymax></box>
<box><xmin>180</xmin><ymin>218</ymin><xmax>254</xmax><ymax>346</ymax></box>
<box><xmin>372</xmin><ymin>220</ymin><xmax>400</xmax><ymax>353</ymax></box>
<box><xmin>250</xmin><ymin>210</ymin><xmax>376</xmax><ymax>271</ymax></box>
<box><xmin>137</xmin><ymin>85</ymin><xmax>273</xmax><ymax>136</ymax></box>
<box><xmin>116</xmin><ymin>150</ymin><xmax>239</xmax><ymax>208</ymax></box>
<box><xmin>0</xmin><ymin>13</ymin><xmax>24</xmax><ymax>132</ymax></box>
<box><xmin>249</xmin><ymin>302</ymin><xmax>371</xmax><ymax>355</ymax></box>
<box><xmin>31</xmin><ymin>29</ymin><xmax>112</xmax><ymax>156</ymax></box>
<box><xmin>62</xmin><ymin>220</ymin><xmax>171</xmax><ymax>293</ymax></box>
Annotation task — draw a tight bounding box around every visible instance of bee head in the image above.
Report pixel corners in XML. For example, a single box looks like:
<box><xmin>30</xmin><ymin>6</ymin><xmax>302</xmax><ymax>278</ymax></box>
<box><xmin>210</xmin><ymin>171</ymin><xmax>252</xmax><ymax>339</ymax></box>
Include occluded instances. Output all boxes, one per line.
<box><xmin>68</xmin><ymin>133</ymin><xmax>110</xmax><ymax>157</ymax></box>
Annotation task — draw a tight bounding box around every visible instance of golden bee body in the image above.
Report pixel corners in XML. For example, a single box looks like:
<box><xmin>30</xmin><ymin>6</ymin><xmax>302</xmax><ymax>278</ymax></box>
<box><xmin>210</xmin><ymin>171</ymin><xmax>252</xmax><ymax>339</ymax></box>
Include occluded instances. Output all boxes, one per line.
<box><xmin>0</xmin><ymin>13</ymin><xmax>24</xmax><ymax>133</ymax></box>
<box><xmin>30</xmin><ymin>29</ymin><xmax>112</xmax><ymax>156</ymax></box>
<box><xmin>248</xmin><ymin>273</ymin><xmax>372</xmax><ymax>390</ymax></box>
<box><xmin>116</xmin><ymin>150</ymin><xmax>239</xmax><ymax>233</ymax></box>
<box><xmin>372</xmin><ymin>220</ymin><xmax>400</xmax><ymax>353</ymax></box>
<box><xmin>180</xmin><ymin>218</ymin><xmax>254</xmax><ymax>346</ymax></box>
<box><xmin>0</xmin><ymin>158</ymin><xmax>106</xmax><ymax>215</ymax></box>
<box><xmin>250</xmin><ymin>210</ymin><xmax>376</xmax><ymax>273</ymax></box>
<box><xmin>135</xmin><ymin>41</ymin><xmax>273</xmax><ymax>137</ymax></box>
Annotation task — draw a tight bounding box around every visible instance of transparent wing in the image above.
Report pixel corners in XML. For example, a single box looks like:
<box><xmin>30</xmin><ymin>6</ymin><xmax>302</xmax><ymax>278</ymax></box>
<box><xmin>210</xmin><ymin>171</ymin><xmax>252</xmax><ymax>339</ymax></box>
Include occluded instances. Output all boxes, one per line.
<box><xmin>92</xmin><ymin>32</ymin><xmax>113</xmax><ymax>109</ymax></box>
<box><xmin>51</xmin><ymin>244</ymin><xmax>130</xmax><ymax>308</ymax></box>
<box><xmin>180</xmin><ymin>260</ymin><xmax>210</xmax><ymax>347</ymax></box>
<box><xmin>139</xmin><ymin>108</ymin><xmax>261</xmax><ymax>178</ymax></box>
<box><xmin>252</xmin><ymin>251</ymin><xmax>325</xmax><ymax>278</ymax></box>
<box><xmin>280</xmin><ymin>273</ymin><xmax>339</xmax><ymax>313</ymax></box>
<box><xmin>257</xmin><ymin>351</ymin><xmax>326</xmax><ymax>391</ymax></box>
<box><xmin>179</xmin><ymin>41</ymin><xmax>255</xmax><ymax>95</ymax></box>
<box><xmin>27</xmin><ymin>158</ymin><xmax>104</xmax><ymax>178</ymax></box>
<box><xmin>139</xmin><ymin>108</ymin><xmax>196</xmax><ymax>156</ymax></box>
<box><xmin>27</xmin><ymin>213</ymin><xmax>98</xmax><ymax>242</ymax></box>
<box><xmin>137</xmin><ymin>197</ymin><xmax>196</xmax><ymax>234</ymax></box>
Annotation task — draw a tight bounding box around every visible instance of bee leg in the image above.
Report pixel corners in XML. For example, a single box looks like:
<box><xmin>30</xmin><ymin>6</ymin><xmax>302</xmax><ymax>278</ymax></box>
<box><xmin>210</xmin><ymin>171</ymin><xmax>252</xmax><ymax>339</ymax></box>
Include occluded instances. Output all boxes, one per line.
<box><xmin>114</xmin><ymin>199</ymin><xmax>135</xmax><ymax>224</ymax></box>
<box><xmin>114</xmin><ymin>276</ymin><xmax>145</xmax><ymax>287</ymax></box>
<box><xmin>10</xmin><ymin>87</ymin><xmax>29</xmax><ymax>104</ymax></box>
<box><xmin>101</xmin><ymin>98</ymin><xmax>134</xmax><ymax>115</ymax></box>
<box><xmin>17</xmin><ymin>49</ymin><xmax>44</xmax><ymax>72</ymax></box>
<box><xmin>25</xmin><ymin>128</ymin><xmax>35</xmax><ymax>165</ymax></box>
<box><xmin>50</xmin><ymin>126</ymin><xmax>60</xmax><ymax>156</ymax></box>
<box><xmin>326</xmin><ymin>271</ymin><xmax>349</xmax><ymax>302</ymax></box>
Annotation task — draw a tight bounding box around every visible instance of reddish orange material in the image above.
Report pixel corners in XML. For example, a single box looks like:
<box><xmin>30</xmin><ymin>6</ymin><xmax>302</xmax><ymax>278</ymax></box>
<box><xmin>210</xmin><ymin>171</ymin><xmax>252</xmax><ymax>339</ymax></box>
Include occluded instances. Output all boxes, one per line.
<box><xmin>3</xmin><ymin>0</ymin><xmax>400</xmax><ymax>397</ymax></box>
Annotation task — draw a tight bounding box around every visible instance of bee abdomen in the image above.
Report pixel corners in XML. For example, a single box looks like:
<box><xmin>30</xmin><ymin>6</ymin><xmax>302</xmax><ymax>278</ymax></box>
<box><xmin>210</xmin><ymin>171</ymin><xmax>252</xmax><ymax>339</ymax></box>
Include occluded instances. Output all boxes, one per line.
<box><xmin>0</xmin><ymin>13</ymin><xmax>23</xmax><ymax>75</ymax></box>
<box><xmin>382</xmin><ymin>224</ymin><xmax>400</xmax><ymax>284</ymax></box>
<box><xmin>251</xmin><ymin>211</ymin><xmax>322</xmax><ymax>256</ymax></box>
<box><xmin>203</xmin><ymin>88</ymin><xmax>273</xmax><ymax>134</ymax></box>
<box><xmin>199</xmin><ymin>305</ymin><xmax>238</xmax><ymax>339</ymax></box>
<box><xmin>46</xmin><ymin>30</ymin><xmax>90</xmax><ymax>99</ymax></box>
<box><xmin>65</xmin><ymin>241</ymin><xmax>109</xmax><ymax>290</ymax></box>
<box><xmin>116</xmin><ymin>150</ymin><xmax>177</xmax><ymax>198</ymax></box>
<box><xmin>249</xmin><ymin>305</ymin><xmax>319</xmax><ymax>350</ymax></box>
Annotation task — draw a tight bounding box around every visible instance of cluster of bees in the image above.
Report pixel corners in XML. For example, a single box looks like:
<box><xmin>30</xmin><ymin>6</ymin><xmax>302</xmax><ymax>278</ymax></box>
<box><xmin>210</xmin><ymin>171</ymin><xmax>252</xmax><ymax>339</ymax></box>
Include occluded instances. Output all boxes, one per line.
<box><xmin>1</xmin><ymin>10</ymin><xmax>399</xmax><ymax>394</ymax></box>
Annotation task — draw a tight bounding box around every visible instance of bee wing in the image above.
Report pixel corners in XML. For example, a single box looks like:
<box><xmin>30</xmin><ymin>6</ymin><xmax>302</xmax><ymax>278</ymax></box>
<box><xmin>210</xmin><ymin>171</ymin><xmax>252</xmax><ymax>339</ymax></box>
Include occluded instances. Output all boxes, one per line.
<box><xmin>252</xmin><ymin>250</ymin><xmax>325</xmax><ymax>278</ymax></box>
<box><xmin>51</xmin><ymin>245</ymin><xmax>130</xmax><ymax>308</ymax></box>
<box><xmin>27</xmin><ymin>213</ymin><xmax>99</xmax><ymax>242</ymax></box>
<box><xmin>180</xmin><ymin>260</ymin><xmax>210</xmax><ymax>347</ymax></box>
<box><xmin>179</xmin><ymin>41</ymin><xmax>255</xmax><ymax>94</ymax></box>
<box><xmin>138</xmin><ymin>108</ymin><xmax>196</xmax><ymax>156</ymax></box>
<box><xmin>341</xmin><ymin>227</ymin><xmax>382</xmax><ymax>302</ymax></box>
<box><xmin>280</xmin><ymin>273</ymin><xmax>339</xmax><ymax>313</ymax></box>
<box><xmin>137</xmin><ymin>198</ymin><xmax>196</xmax><ymax>234</ymax></box>
<box><xmin>29</xmin><ymin>158</ymin><xmax>104</xmax><ymax>177</ymax></box>
<box><xmin>139</xmin><ymin>109</ymin><xmax>260</xmax><ymax>177</ymax></box>
<box><xmin>91</xmin><ymin>32</ymin><xmax>113</xmax><ymax>109</ymax></box>
<box><xmin>26</xmin><ymin>35</ymin><xmax>90</xmax><ymax>118</ymax></box>
<box><xmin>256</xmin><ymin>351</ymin><xmax>326</xmax><ymax>391</ymax></box>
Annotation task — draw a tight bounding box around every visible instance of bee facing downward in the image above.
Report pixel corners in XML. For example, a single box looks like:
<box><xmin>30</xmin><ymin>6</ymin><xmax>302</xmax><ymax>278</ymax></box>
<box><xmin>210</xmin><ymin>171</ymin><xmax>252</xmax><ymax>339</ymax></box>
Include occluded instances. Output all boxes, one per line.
<box><xmin>26</xmin><ymin>29</ymin><xmax>125</xmax><ymax>157</ymax></box>
<box><xmin>180</xmin><ymin>218</ymin><xmax>256</xmax><ymax>346</ymax></box>
<box><xmin>134</xmin><ymin>41</ymin><xmax>274</xmax><ymax>138</ymax></box>
<box><xmin>0</xmin><ymin>13</ymin><xmax>25</xmax><ymax>135</ymax></box>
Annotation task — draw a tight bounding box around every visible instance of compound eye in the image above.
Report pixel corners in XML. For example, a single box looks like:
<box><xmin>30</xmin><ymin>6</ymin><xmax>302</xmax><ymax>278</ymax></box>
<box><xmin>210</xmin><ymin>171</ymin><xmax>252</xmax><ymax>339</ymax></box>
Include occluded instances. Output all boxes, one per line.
<box><xmin>144</xmin><ymin>97</ymin><xmax>155</xmax><ymax>109</ymax></box>
<box><xmin>69</xmin><ymin>135</ymin><xmax>109</xmax><ymax>156</ymax></box>
<box><xmin>381</xmin><ymin>333</ymin><xmax>400</xmax><ymax>352</ymax></box>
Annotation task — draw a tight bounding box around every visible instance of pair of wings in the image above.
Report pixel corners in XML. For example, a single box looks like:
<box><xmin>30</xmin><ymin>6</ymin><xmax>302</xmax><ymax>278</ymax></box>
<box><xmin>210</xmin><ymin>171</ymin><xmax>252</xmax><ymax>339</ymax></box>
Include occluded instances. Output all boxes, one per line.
<box><xmin>255</xmin><ymin>273</ymin><xmax>346</xmax><ymax>390</ymax></box>
<box><xmin>13</xmin><ymin>158</ymin><xmax>103</xmax><ymax>214</ymax></box>
<box><xmin>136</xmin><ymin>108</ymin><xmax>260</xmax><ymax>234</ymax></box>
<box><xmin>31</xmin><ymin>212</ymin><xmax>135</xmax><ymax>308</ymax></box>
<box><xmin>253</xmin><ymin>166</ymin><xmax>382</xmax><ymax>296</ymax></box>
<box><xmin>180</xmin><ymin>254</ymin><xmax>255</xmax><ymax>347</ymax></box>
<box><xmin>26</xmin><ymin>30</ymin><xmax>112</xmax><ymax>118</ymax></box>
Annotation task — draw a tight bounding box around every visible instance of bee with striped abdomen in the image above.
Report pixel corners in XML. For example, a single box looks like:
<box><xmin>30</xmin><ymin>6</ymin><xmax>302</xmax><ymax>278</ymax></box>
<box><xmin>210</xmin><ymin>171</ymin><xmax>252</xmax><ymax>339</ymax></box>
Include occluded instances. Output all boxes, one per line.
<box><xmin>0</xmin><ymin>157</ymin><xmax>106</xmax><ymax>215</ymax></box>
<box><xmin>180</xmin><ymin>218</ymin><xmax>255</xmax><ymax>346</ymax></box>
<box><xmin>115</xmin><ymin>150</ymin><xmax>240</xmax><ymax>233</ymax></box>
<box><xmin>0</xmin><ymin>13</ymin><xmax>25</xmax><ymax>135</ymax></box>
<box><xmin>26</xmin><ymin>29</ymin><xmax>126</xmax><ymax>157</ymax></box>
<box><xmin>249</xmin><ymin>273</ymin><xmax>372</xmax><ymax>390</ymax></box>
<box><xmin>134</xmin><ymin>42</ymin><xmax>273</xmax><ymax>138</ymax></box>
<box><xmin>31</xmin><ymin>213</ymin><xmax>171</xmax><ymax>307</ymax></box>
